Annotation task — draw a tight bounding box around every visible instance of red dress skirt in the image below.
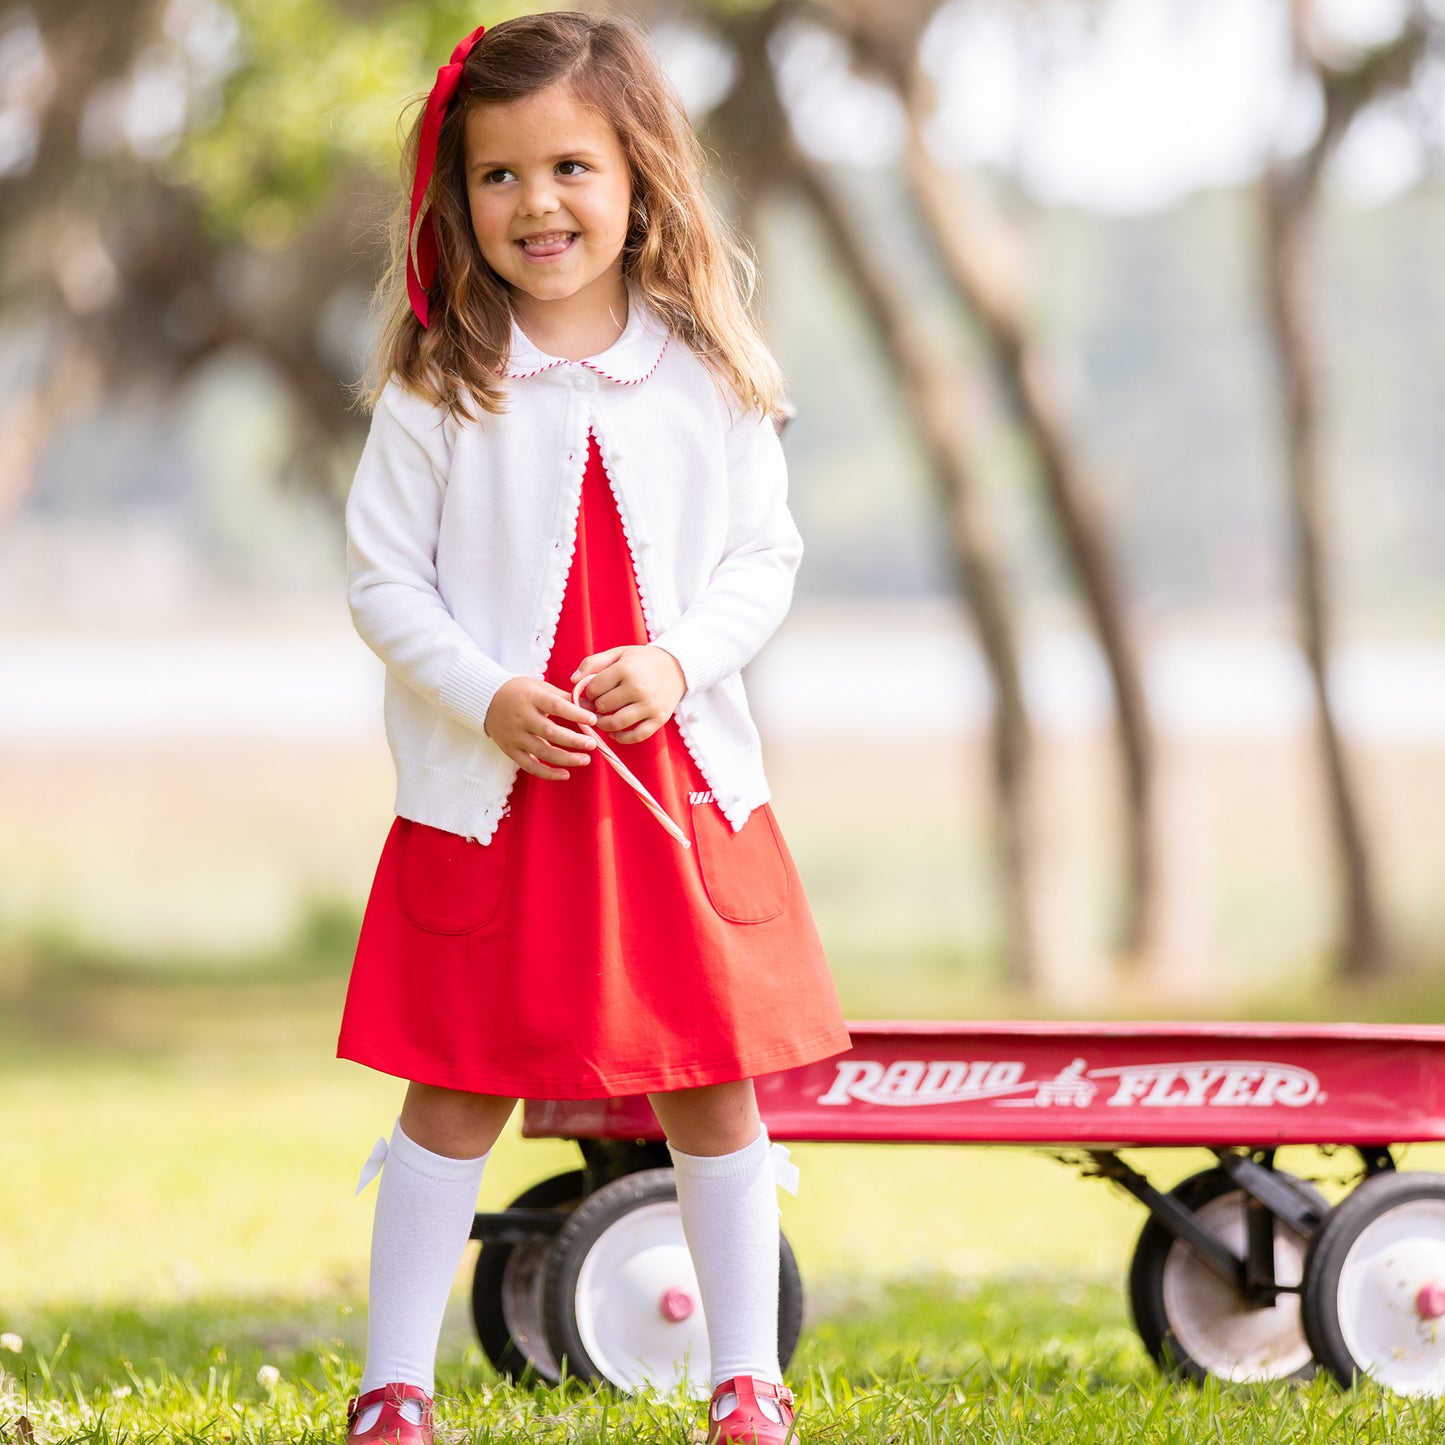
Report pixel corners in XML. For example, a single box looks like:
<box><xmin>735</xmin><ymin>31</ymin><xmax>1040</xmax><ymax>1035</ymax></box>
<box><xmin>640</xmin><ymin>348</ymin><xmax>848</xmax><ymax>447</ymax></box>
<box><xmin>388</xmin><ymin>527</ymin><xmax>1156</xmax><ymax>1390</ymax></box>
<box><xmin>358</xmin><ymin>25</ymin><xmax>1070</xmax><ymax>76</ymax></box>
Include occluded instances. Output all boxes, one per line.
<box><xmin>338</xmin><ymin>436</ymin><xmax>850</xmax><ymax>1098</ymax></box>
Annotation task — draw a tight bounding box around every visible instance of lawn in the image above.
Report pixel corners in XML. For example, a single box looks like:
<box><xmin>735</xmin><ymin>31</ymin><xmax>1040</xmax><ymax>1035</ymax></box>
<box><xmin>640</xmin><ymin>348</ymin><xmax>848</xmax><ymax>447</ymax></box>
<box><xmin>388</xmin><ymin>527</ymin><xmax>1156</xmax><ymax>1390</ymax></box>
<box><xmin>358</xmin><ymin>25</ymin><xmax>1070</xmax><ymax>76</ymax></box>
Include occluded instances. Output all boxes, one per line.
<box><xmin>5</xmin><ymin>971</ymin><xmax>1445</xmax><ymax>1442</ymax></box>
<box><xmin>6</xmin><ymin>1279</ymin><xmax>1442</xmax><ymax>1443</ymax></box>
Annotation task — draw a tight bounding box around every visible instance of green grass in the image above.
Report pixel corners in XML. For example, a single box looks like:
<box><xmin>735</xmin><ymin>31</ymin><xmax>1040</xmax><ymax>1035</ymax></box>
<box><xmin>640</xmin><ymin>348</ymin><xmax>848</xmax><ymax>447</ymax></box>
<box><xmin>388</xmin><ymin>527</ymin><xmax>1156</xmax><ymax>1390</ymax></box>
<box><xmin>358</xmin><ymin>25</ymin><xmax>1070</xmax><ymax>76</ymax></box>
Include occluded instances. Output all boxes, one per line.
<box><xmin>6</xmin><ymin>955</ymin><xmax>1445</xmax><ymax>1441</ymax></box>
<box><xmin>3</xmin><ymin>1280</ymin><xmax>1443</xmax><ymax>1443</ymax></box>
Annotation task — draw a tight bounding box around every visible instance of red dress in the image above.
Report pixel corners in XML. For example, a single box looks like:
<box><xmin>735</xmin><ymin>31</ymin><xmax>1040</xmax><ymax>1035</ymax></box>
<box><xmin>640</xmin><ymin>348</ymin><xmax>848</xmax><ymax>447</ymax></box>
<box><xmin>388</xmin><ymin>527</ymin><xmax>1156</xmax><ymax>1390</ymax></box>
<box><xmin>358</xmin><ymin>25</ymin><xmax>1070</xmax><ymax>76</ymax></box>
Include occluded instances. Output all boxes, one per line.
<box><xmin>338</xmin><ymin>436</ymin><xmax>850</xmax><ymax>1098</ymax></box>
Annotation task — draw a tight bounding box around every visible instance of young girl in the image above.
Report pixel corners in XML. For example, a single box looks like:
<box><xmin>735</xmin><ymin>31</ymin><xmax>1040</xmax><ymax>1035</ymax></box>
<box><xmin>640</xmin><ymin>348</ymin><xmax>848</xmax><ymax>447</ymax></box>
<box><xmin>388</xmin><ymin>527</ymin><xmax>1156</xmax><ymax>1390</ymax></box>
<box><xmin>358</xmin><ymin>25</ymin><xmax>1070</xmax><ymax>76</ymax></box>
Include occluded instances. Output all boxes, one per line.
<box><xmin>337</xmin><ymin>12</ymin><xmax>849</xmax><ymax>1443</ymax></box>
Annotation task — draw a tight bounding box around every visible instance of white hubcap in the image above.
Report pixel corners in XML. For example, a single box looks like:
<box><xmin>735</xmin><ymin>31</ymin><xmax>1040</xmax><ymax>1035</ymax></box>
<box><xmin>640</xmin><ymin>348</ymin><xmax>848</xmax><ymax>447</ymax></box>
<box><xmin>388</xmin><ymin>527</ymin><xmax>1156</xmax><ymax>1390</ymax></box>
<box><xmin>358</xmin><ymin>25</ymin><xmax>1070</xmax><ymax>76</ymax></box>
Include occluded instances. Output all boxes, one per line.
<box><xmin>1162</xmin><ymin>1191</ymin><xmax>1313</xmax><ymax>1381</ymax></box>
<box><xmin>573</xmin><ymin>1201</ymin><xmax>711</xmax><ymax>1396</ymax></box>
<box><xmin>1338</xmin><ymin>1200</ymin><xmax>1445</xmax><ymax>1395</ymax></box>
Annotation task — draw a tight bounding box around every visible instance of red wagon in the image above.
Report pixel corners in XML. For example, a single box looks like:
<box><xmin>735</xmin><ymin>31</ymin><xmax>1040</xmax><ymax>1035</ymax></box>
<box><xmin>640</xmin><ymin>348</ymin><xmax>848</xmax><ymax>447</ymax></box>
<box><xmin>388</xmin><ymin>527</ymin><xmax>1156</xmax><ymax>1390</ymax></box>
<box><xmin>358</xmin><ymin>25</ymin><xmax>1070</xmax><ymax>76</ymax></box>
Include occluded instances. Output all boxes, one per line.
<box><xmin>468</xmin><ymin>1021</ymin><xmax>1445</xmax><ymax>1398</ymax></box>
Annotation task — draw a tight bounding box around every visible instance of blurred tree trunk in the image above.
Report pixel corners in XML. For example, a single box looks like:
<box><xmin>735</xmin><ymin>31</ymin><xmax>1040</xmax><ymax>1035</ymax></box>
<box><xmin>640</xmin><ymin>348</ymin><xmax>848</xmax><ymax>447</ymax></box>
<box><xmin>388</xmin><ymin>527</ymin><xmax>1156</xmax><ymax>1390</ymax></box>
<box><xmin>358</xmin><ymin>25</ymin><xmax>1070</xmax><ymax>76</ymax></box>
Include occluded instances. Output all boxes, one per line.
<box><xmin>1261</xmin><ymin>170</ymin><xmax>1383</xmax><ymax>979</ymax></box>
<box><xmin>820</xmin><ymin>0</ymin><xmax>1159</xmax><ymax>981</ymax></box>
<box><xmin>1259</xmin><ymin>2</ymin><xmax>1428</xmax><ymax>978</ymax></box>
<box><xmin>790</xmin><ymin>161</ymin><xmax>1042</xmax><ymax>989</ymax></box>
<box><xmin>711</xmin><ymin>7</ymin><xmax>1042</xmax><ymax>987</ymax></box>
<box><xmin>900</xmin><ymin>69</ymin><xmax>1157</xmax><ymax>979</ymax></box>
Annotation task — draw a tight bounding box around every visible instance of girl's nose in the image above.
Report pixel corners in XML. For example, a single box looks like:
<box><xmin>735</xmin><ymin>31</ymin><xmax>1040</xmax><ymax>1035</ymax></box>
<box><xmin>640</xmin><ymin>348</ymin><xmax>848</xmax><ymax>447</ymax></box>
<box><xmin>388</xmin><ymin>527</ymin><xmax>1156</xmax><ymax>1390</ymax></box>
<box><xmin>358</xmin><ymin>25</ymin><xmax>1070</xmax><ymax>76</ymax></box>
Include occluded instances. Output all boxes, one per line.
<box><xmin>518</xmin><ymin>176</ymin><xmax>560</xmax><ymax>217</ymax></box>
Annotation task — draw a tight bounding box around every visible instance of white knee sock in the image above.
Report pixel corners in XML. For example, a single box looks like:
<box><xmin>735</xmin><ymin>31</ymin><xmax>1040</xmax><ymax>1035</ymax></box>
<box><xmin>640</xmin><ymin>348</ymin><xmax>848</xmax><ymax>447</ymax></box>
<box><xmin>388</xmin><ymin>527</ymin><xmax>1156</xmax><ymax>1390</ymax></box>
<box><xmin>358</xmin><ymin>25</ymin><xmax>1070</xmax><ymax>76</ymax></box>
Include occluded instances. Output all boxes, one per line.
<box><xmin>668</xmin><ymin>1127</ymin><xmax>785</xmax><ymax>1409</ymax></box>
<box><xmin>355</xmin><ymin>1121</ymin><xmax>488</xmax><ymax>1430</ymax></box>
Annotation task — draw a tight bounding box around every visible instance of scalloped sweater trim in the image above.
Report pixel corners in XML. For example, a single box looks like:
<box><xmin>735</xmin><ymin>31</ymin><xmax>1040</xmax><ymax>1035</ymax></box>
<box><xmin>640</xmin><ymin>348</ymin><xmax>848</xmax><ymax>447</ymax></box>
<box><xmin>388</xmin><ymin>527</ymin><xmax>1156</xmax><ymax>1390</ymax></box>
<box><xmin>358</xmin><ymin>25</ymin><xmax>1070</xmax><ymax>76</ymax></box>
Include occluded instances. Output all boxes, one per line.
<box><xmin>344</xmin><ymin>302</ymin><xmax>801</xmax><ymax>842</ymax></box>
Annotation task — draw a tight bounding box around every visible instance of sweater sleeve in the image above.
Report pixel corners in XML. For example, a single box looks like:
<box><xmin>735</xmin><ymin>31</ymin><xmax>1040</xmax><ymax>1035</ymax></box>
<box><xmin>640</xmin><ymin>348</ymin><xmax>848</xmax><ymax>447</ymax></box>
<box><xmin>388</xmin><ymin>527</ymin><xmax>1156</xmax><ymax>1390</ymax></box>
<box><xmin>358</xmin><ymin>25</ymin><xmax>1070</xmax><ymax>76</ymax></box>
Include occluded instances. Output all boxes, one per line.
<box><xmin>346</xmin><ymin>382</ymin><xmax>517</xmax><ymax>734</ymax></box>
<box><xmin>651</xmin><ymin>407</ymin><xmax>803</xmax><ymax>695</ymax></box>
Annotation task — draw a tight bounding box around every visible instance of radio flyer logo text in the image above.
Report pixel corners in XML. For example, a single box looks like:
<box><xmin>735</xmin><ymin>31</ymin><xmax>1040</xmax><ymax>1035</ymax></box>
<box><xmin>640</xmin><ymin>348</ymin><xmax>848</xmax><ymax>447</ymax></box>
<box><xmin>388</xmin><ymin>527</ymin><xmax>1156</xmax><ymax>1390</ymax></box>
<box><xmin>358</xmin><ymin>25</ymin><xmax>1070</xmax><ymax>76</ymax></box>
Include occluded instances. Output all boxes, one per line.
<box><xmin>817</xmin><ymin>1058</ymin><xmax>1324</xmax><ymax>1109</ymax></box>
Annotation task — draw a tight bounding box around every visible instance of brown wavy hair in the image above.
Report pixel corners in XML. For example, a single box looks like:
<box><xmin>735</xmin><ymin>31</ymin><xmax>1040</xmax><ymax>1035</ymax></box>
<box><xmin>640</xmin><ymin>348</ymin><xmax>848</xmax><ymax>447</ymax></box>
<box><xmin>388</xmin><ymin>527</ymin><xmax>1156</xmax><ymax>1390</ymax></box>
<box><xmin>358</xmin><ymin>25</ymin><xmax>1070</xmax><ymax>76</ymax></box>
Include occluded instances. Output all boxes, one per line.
<box><xmin>365</xmin><ymin>10</ymin><xmax>782</xmax><ymax>420</ymax></box>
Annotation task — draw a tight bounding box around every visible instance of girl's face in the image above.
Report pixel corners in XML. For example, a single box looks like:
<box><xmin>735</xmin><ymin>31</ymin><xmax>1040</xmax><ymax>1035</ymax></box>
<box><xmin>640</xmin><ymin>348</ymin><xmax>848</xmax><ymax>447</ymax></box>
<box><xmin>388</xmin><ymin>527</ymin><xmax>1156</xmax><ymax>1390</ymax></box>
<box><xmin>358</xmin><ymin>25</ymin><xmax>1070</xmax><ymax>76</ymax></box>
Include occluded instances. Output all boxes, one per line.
<box><xmin>463</xmin><ymin>84</ymin><xmax>632</xmax><ymax>334</ymax></box>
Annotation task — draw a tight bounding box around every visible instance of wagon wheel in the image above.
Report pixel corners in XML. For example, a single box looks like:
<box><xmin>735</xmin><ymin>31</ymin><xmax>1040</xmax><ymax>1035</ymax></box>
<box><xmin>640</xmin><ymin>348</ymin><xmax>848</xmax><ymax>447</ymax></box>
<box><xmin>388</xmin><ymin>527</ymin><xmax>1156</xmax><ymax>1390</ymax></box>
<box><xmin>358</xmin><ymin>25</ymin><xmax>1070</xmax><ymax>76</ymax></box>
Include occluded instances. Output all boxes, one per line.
<box><xmin>471</xmin><ymin>1169</ymin><xmax>586</xmax><ymax>1384</ymax></box>
<box><xmin>540</xmin><ymin>1167</ymin><xmax>803</xmax><ymax>1396</ymax></box>
<box><xmin>1129</xmin><ymin>1166</ymin><xmax>1325</xmax><ymax>1384</ymax></box>
<box><xmin>1302</xmin><ymin>1170</ymin><xmax>1445</xmax><ymax>1397</ymax></box>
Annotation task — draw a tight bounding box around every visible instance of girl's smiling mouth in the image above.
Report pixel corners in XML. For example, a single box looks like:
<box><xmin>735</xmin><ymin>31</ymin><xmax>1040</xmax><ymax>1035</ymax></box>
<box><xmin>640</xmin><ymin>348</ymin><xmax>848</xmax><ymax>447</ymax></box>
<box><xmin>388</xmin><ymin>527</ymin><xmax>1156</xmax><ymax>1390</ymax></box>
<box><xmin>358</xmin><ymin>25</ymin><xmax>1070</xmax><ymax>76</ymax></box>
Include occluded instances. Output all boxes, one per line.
<box><xmin>519</xmin><ymin>232</ymin><xmax>577</xmax><ymax>259</ymax></box>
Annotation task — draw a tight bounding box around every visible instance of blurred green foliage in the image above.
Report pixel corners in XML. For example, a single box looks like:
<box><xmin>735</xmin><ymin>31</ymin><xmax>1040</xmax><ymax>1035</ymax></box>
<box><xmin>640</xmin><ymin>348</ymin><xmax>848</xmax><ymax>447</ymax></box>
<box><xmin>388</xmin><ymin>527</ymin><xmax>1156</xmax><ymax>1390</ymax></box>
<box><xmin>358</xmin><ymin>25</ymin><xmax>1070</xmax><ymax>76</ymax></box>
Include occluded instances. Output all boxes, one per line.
<box><xmin>176</xmin><ymin>0</ymin><xmax>525</xmax><ymax>245</ymax></box>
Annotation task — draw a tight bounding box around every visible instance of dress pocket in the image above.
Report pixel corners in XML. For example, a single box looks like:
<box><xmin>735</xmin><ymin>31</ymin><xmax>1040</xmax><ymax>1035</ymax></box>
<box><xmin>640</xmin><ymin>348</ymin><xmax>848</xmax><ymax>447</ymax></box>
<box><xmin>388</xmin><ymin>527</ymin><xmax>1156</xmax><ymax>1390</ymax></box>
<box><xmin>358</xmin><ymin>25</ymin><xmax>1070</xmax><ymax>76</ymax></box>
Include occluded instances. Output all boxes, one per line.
<box><xmin>691</xmin><ymin>799</ymin><xmax>789</xmax><ymax>924</ymax></box>
<box><xmin>397</xmin><ymin>819</ymin><xmax>511</xmax><ymax>935</ymax></box>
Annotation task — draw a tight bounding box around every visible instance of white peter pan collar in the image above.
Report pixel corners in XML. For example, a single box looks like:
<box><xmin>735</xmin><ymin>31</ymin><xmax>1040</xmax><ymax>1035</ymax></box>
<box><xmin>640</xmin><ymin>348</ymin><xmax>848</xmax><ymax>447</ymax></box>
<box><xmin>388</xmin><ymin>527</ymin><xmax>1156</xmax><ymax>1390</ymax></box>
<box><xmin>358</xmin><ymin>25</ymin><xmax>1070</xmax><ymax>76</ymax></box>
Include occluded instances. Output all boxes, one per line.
<box><xmin>504</xmin><ymin>292</ymin><xmax>670</xmax><ymax>385</ymax></box>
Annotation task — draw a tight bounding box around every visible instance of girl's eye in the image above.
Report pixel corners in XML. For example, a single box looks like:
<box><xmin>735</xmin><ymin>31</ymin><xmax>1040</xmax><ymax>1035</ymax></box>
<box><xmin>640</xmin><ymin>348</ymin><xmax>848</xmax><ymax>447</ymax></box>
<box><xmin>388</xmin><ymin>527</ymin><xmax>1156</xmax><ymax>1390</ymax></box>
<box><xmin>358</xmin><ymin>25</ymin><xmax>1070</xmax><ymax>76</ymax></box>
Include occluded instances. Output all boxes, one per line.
<box><xmin>556</xmin><ymin>161</ymin><xmax>587</xmax><ymax>177</ymax></box>
<box><xmin>483</xmin><ymin>168</ymin><xmax>514</xmax><ymax>185</ymax></box>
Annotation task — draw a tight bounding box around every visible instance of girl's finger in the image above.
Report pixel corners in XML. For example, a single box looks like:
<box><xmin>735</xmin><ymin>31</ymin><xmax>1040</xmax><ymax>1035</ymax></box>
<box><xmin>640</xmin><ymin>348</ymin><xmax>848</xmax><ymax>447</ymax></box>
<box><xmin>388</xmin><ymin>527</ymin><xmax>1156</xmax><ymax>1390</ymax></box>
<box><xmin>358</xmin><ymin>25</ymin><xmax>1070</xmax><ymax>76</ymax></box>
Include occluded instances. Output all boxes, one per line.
<box><xmin>571</xmin><ymin>646</ymin><xmax>627</xmax><ymax>682</ymax></box>
<box><xmin>586</xmin><ymin>667</ymin><xmax>637</xmax><ymax>710</ymax></box>
<box><xmin>582</xmin><ymin>687</ymin><xmax>622</xmax><ymax>719</ymax></box>
<box><xmin>532</xmin><ymin>683</ymin><xmax>593</xmax><ymax>721</ymax></box>
<box><xmin>518</xmin><ymin>751</ymin><xmax>571</xmax><ymax>780</ymax></box>
<box><xmin>551</xmin><ymin>696</ymin><xmax>599</xmax><ymax>726</ymax></box>
<box><xmin>610</xmin><ymin>718</ymin><xmax>660</xmax><ymax>745</ymax></box>
<box><xmin>541</xmin><ymin>720</ymin><xmax>597</xmax><ymax>750</ymax></box>
<box><xmin>596</xmin><ymin>702</ymin><xmax>650</xmax><ymax>733</ymax></box>
<box><xmin>534</xmin><ymin>740</ymin><xmax>592</xmax><ymax>767</ymax></box>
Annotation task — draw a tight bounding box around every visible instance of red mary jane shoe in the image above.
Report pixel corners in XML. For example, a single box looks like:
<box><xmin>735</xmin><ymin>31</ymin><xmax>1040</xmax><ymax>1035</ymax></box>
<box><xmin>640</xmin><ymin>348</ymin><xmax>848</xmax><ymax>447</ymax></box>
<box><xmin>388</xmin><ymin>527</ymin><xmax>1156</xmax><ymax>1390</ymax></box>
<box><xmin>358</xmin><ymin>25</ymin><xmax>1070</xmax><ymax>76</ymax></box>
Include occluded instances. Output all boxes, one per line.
<box><xmin>344</xmin><ymin>1383</ymin><xmax>434</xmax><ymax>1444</ymax></box>
<box><xmin>706</xmin><ymin>1376</ymin><xmax>797</xmax><ymax>1444</ymax></box>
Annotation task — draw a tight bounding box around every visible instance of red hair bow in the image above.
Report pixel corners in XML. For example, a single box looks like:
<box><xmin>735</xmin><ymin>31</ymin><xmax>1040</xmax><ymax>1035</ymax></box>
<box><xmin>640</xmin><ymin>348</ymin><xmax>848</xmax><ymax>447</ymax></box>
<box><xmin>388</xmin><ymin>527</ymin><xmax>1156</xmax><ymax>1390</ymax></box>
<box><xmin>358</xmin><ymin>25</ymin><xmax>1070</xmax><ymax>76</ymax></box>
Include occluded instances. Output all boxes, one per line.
<box><xmin>407</xmin><ymin>23</ymin><xmax>487</xmax><ymax>329</ymax></box>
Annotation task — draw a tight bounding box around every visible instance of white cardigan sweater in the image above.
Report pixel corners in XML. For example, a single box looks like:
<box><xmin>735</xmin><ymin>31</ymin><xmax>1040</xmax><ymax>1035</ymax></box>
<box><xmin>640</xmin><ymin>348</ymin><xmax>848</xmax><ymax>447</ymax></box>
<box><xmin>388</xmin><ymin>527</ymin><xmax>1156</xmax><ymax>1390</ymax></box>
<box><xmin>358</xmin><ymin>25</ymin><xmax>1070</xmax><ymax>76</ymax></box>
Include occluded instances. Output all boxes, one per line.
<box><xmin>345</xmin><ymin>301</ymin><xmax>802</xmax><ymax>843</ymax></box>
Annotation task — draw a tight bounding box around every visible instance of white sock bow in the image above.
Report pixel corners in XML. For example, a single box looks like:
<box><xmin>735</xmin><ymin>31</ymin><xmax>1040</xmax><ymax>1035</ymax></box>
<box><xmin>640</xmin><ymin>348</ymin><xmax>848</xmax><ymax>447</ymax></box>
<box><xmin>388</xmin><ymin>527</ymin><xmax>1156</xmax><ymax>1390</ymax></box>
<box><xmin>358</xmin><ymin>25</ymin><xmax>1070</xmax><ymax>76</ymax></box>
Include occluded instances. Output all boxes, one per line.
<box><xmin>355</xmin><ymin>1135</ymin><xmax>389</xmax><ymax>1195</ymax></box>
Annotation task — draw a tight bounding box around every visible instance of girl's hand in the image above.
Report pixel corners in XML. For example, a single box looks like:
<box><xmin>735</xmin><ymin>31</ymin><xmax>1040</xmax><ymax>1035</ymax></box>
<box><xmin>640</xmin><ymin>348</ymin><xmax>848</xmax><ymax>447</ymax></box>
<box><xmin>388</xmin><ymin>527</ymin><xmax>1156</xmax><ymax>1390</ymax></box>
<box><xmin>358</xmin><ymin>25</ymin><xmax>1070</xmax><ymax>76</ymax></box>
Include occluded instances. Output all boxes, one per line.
<box><xmin>572</xmin><ymin>645</ymin><xmax>687</xmax><ymax>745</ymax></box>
<box><xmin>484</xmin><ymin>677</ymin><xmax>599</xmax><ymax>780</ymax></box>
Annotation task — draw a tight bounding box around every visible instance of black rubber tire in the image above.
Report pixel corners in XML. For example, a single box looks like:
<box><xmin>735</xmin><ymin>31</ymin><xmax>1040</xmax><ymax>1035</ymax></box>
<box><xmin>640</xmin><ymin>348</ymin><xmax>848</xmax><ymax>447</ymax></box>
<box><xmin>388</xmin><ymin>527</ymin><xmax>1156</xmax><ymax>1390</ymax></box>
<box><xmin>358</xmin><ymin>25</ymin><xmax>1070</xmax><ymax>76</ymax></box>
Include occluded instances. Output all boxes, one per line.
<box><xmin>1302</xmin><ymin>1170</ymin><xmax>1445</xmax><ymax>1392</ymax></box>
<box><xmin>471</xmin><ymin>1169</ymin><xmax>587</xmax><ymax>1384</ymax></box>
<box><xmin>540</xmin><ymin>1167</ymin><xmax>804</xmax><ymax>1392</ymax></box>
<box><xmin>1129</xmin><ymin>1165</ymin><xmax>1325</xmax><ymax>1385</ymax></box>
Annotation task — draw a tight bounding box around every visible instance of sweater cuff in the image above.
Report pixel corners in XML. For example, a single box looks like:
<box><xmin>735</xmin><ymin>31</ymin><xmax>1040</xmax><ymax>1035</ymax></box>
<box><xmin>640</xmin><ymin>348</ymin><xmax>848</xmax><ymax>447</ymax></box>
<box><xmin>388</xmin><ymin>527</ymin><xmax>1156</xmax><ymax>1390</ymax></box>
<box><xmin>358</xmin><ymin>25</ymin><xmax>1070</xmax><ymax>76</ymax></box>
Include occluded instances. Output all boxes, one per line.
<box><xmin>651</xmin><ymin>623</ymin><xmax>732</xmax><ymax>696</ymax></box>
<box><xmin>438</xmin><ymin>651</ymin><xmax>517</xmax><ymax>734</ymax></box>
